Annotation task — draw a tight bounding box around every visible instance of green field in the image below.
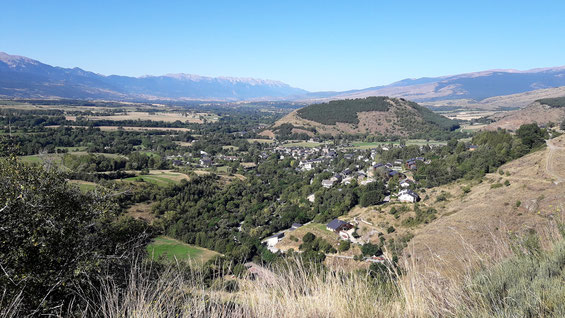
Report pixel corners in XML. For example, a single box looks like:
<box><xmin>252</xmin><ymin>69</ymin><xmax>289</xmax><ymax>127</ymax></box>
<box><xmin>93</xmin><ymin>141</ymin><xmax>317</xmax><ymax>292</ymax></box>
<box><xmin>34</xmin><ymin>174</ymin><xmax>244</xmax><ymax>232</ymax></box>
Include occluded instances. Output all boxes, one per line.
<box><xmin>147</xmin><ymin>236</ymin><xmax>219</xmax><ymax>263</ymax></box>
<box><xmin>20</xmin><ymin>154</ymin><xmax>64</xmax><ymax>165</ymax></box>
<box><xmin>124</xmin><ymin>171</ymin><xmax>189</xmax><ymax>187</ymax></box>
<box><xmin>71</xmin><ymin>151</ymin><xmax>126</xmax><ymax>159</ymax></box>
<box><xmin>137</xmin><ymin>150</ymin><xmax>161</xmax><ymax>158</ymax></box>
<box><xmin>215</xmin><ymin>166</ymin><xmax>231</xmax><ymax>173</ymax></box>
<box><xmin>20</xmin><ymin>151</ymin><xmax>123</xmax><ymax>167</ymax></box>
<box><xmin>69</xmin><ymin>180</ymin><xmax>98</xmax><ymax>192</ymax></box>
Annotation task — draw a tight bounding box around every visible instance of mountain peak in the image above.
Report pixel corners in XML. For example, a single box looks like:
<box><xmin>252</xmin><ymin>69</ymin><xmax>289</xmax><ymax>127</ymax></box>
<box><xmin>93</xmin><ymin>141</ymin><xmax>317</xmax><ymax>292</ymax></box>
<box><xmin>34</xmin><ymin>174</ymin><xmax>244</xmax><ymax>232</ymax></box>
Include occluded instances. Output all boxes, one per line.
<box><xmin>0</xmin><ymin>52</ymin><xmax>40</xmax><ymax>68</ymax></box>
<box><xmin>160</xmin><ymin>73</ymin><xmax>288</xmax><ymax>86</ymax></box>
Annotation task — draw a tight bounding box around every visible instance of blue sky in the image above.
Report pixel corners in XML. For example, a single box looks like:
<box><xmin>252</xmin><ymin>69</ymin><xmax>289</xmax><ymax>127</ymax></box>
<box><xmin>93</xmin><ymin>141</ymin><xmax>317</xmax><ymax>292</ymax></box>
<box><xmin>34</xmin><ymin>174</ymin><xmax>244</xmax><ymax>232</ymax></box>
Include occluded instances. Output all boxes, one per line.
<box><xmin>2</xmin><ymin>1</ymin><xmax>564</xmax><ymax>91</ymax></box>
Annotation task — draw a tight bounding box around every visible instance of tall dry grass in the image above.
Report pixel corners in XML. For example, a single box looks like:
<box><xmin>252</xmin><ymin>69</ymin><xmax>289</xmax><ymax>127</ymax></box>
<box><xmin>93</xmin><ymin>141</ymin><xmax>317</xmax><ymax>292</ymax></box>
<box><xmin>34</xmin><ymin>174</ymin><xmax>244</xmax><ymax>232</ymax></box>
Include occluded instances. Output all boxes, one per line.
<box><xmin>3</xmin><ymin>224</ymin><xmax>564</xmax><ymax>317</ymax></box>
<box><xmin>81</xmin><ymin>258</ymin><xmax>404</xmax><ymax>318</ymax></box>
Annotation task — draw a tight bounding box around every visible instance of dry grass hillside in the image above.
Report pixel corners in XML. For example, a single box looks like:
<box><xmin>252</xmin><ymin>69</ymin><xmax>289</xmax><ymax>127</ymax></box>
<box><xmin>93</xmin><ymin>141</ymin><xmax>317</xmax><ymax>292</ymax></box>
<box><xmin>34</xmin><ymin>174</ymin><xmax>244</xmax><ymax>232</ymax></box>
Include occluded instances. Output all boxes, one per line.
<box><xmin>266</xmin><ymin>97</ymin><xmax>455</xmax><ymax>137</ymax></box>
<box><xmin>406</xmin><ymin>135</ymin><xmax>565</xmax><ymax>275</ymax></box>
<box><xmin>486</xmin><ymin>101</ymin><xmax>565</xmax><ymax>131</ymax></box>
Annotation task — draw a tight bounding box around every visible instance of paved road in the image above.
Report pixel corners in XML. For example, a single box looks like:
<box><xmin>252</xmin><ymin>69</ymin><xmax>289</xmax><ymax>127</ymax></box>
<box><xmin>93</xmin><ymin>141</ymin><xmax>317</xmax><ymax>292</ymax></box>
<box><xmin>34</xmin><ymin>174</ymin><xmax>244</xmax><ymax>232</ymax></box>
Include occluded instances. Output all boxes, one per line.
<box><xmin>546</xmin><ymin>139</ymin><xmax>565</xmax><ymax>184</ymax></box>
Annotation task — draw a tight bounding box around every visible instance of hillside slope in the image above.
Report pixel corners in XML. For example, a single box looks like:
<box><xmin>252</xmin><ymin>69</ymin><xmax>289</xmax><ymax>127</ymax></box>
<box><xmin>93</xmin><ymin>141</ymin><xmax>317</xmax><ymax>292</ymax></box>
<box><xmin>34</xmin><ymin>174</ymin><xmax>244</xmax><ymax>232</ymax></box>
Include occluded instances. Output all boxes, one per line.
<box><xmin>267</xmin><ymin>96</ymin><xmax>459</xmax><ymax>138</ymax></box>
<box><xmin>407</xmin><ymin>135</ymin><xmax>565</xmax><ymax>274</ymax></box>
<box><xmin>486</xmin><ymin>97</ymin><xmax>565</xmax><ymax>131</ymax></box>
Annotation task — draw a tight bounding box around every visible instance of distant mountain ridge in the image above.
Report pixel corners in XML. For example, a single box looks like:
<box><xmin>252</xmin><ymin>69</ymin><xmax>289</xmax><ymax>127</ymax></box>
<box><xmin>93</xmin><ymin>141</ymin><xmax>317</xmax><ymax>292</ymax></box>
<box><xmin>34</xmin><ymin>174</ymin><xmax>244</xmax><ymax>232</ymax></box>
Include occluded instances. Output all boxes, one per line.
<box><xmin>317</xmin><ymin>67</ymin><xmax>565</xmax><ymax>108</ymax></box>
<box><xmin>0</xmin><ymin>52</ymin><xmax>307</xmax><ymax>101</ymax></box>
<box><xmin>1</xmin><ymin>51</ymin><xmax>565</xmax><ymax>107</ymax></box>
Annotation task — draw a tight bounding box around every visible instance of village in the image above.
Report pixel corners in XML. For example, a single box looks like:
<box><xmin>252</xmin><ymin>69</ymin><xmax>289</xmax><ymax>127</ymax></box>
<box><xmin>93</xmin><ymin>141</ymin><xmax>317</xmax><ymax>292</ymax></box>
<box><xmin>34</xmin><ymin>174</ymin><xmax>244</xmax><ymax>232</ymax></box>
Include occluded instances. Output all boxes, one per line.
<box><xmin>159</xmin><ymin>137</ymin><xmax>448</xmax><ymax>263</ymax></box>
<box><xmin>151</xmin><ymin>133</ymin><xmax>488</xmax><ymax>266</ymax></box>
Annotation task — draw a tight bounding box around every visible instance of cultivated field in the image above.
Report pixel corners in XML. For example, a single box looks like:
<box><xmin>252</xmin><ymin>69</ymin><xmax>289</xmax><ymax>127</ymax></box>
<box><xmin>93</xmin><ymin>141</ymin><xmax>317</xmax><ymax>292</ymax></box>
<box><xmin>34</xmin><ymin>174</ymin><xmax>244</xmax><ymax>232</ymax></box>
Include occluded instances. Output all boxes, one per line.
<box><xmin>459</xmin><ymin>123</ymin><xmax>487</xmax><ymax>133</ymax></box>
<box><xmin>46</xmin><ymin>125</ymin><xmax>192</xmax><ymax>132</ymax></box>
<box><xmin>439</xmin><ymin>110</ymin><xmax>497</xmax><ymax>121</ymax></box>
<box><xmin>126</xmin><ymin>202</ymin><xmax>156</xmax><ymax>223</ymax></box>
<box><xmin>68</xmin><ymin>180</ymin><xmax>98</xmax><ymax>192</ymax></box>
<box><xmin>124</xmin><ymin>170</ymin><xmax>190</xmax><ymax>187</ymax></box>
<box><xmin>66</xmin><ymin>111</ymin><xmax>217</xmax><ymax>123</ymax></box>
<box><xmin>174</xmin><ymin>141</ymin><xmax>195</xmax><ymax>147</ymax></box>
<box><xmin>146</xmin><ymin>236</ymin><xmax>219</xmax><ymax>263</ymax></box>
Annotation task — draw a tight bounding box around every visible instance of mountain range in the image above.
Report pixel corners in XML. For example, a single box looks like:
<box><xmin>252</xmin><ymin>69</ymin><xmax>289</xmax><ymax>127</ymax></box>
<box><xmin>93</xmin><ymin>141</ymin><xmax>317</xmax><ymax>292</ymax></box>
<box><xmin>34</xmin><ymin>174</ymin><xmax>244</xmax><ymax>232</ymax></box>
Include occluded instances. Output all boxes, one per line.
<box><xmin>0</xmin><ymin>52</ymin><xmax>307</xmax><ymax>101</ymax></box>
<box><xmin>1</xmin><ymin>51</ymin><xmax>565</xmax><ymax>107</ymax></box>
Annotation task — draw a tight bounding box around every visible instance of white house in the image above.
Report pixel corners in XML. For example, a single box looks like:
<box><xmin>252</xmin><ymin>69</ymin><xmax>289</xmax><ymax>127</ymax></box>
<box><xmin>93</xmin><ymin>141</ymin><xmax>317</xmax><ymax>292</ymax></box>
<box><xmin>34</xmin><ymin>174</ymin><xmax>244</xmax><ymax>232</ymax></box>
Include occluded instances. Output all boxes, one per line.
<box><xmin>263</xmin><ymin>232</ymin><xmax>285</xmax><ymax>250</ymax></box>
<box><xmin>307</xmin><ymin>193</ymin><xmax>316</xmax><ymax>203</ymax></box>
<box><xmin>360</xmin><ymin>178</ymin><xmax>376</xmax><ymax>186</ymax></box>
<box><xmin>400</xmin><ymin>178</ymin><xmax>415</xmax><ymax>188</ymax></box>
<box><xmin>200</xmin><ymin>158</ymin><xmax>212</xmax><ymax>167</ymax></box>
<box><xmin>322</xmin><ymin>179</ymin><xmax>335</xmax><ymax>188</ymax></box>
<box><xmin>398</xmin><ymin>189</ymin><xmax>420</xmax><ymax>203</ymax></box>
<box><xmin>341</xmin><ymin>176</ymin><xmax>354</xmax><ymax>185</ymax></box>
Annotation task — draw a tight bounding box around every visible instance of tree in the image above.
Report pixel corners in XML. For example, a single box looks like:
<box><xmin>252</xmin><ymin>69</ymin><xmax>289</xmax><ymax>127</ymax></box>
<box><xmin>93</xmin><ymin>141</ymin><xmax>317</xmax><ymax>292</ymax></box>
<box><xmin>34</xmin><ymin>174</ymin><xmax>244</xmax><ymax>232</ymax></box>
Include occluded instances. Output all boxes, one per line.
<box><xmin>0</xmin><ymin>156</ymin><xmax>150</xmax><ymax>315</ymax></box>
<box><xmin>338</xmin><ymin>240</ymin><xmax>351</xmax><ymax>252</ymax></box>
<box><xmin>516</xmin><ymin>124</ymin><xmax>546</xmax><ymax>150</ymax></box>
<box><xmin>361</xmin><ymin>243</ymin><xmax>383</xmax><ymax>257</ymax></box>
<box><xmin>302</xmin><ymin>232</ymin><xmax>316</xmax><ymax>243</ymax></box>
<box><xmin>360</xmin><ymin>181</ymin><xmax>386</xmax><ymax>207</ymax></box>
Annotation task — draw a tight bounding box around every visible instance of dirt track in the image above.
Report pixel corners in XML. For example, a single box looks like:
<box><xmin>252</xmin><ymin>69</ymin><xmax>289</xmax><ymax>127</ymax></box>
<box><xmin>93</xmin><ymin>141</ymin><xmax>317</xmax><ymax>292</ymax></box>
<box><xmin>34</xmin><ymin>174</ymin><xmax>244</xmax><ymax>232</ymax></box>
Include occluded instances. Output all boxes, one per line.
<box><xmin>546</xmin><ymin>139</ymin><xmax>565</xmax><ymax>184</ymax></box>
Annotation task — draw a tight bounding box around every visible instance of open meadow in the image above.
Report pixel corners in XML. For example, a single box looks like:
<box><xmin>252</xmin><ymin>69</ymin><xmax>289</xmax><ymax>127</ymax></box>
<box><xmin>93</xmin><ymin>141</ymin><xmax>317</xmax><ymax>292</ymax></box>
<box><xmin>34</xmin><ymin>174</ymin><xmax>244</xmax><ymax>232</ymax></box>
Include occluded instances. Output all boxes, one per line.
<box><xmin>146</xmin><ymin>236</ymin><xmax>219</xmax><ymax>263</ymax></box>
<box><xmin>123</xmin><ymin>170</ymin><xmax>190</xmax><ymax>187</ymax></box>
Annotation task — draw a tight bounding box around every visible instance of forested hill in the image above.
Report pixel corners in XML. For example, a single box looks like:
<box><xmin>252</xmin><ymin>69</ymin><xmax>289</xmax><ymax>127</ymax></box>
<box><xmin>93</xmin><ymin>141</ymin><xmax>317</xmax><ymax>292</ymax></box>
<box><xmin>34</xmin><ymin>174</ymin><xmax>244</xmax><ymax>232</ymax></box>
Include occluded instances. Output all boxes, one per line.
<box><xmin>536</xmin><ymin>96</ymin><xmax>565</xmax><ymax>108</ymax></box>
<box><xmin>267</xmin><ymin>96</ymin><xmax>460</xmax><ymax>139</ymax></box>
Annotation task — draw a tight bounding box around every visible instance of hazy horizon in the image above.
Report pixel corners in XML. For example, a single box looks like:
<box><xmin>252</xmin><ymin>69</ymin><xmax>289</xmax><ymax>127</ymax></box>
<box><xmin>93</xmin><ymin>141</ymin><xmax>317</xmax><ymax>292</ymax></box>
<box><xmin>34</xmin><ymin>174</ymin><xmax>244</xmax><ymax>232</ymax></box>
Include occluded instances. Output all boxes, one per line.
<box><xmin>2</xmin><ymin>0</ymin><xmax>565</xmax><ymax>91</ymax></box>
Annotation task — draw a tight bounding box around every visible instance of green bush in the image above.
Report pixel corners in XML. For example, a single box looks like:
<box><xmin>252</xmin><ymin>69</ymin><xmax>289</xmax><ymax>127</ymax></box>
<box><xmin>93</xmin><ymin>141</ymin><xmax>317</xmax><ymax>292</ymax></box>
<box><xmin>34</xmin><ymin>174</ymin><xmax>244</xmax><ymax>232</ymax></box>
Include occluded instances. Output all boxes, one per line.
<box><xmin>464</xmin><ymin>238</ymin><xmax>565</xmax><ymax>316</ymax></box>
<box><xmin>338</xmin><ymin>240</ymin><xmax>351</xmax><ymax>252</ymax></box>
<box><xmin>302</xmin><ymin>232</ymin><xmax>316</xmax><ymax>243</ymax></box>
<box><xmin>361</xmin><ymin>243</ymin><xmax>382</xmax><ymax>257</ymax></box>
